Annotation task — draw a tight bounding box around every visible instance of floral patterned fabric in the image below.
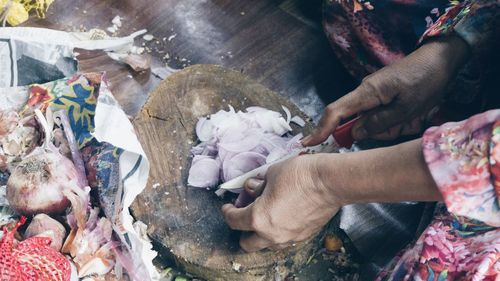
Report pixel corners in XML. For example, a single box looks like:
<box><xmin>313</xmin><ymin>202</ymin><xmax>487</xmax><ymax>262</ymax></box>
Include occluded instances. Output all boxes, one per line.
<box><xmin>421</xmin><ymin>0</ymin><xmax>500</xmax><ymax>53</ymax></box>
<box><xmin>21</xmin><ymin>73</ymin><xmax>124</xmax><ymax>221</ymax></box>
<box><xmin>424</xmin><ymin>110</ymin><xmax>500</xmax><ymax>226</ymax></box>
<box><xmin>376</xmin><ymin>110</ymin><xmax>500</xmax><ymax>280</ymax></box>
<box><xmin>323</xmin><ymin>0</ymin><xmax>499</xmax><ymax>111</ymax></box>
<box><xmin>323</xmin><ymin>0</ymin><xmax>499</xmax><ymax>74</ymax></box>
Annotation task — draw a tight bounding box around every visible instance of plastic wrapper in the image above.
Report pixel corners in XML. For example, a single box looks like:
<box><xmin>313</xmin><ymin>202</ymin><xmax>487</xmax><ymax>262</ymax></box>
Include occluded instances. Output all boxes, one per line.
<box><xmin>0</xmin><ymin>72</ymin><xmax>158</xmax><ymax>280</ymax></box>
<box><xmin>0</xmin><ymin>27</ymin><xmax>147</xmax><ymax>88</ymax></box>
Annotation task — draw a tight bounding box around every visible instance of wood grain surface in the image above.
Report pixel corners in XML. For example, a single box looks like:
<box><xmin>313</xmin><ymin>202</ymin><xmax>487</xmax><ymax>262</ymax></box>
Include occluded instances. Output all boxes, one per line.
<box><xmin>25</xmin><ymin>0</ymin><xmax>355</xmax><ymax>119</ymax></box>
<box><xmin>131</xmin><ymin>65</ymin><xmax>322</xmax><ymax>280</ymax></box>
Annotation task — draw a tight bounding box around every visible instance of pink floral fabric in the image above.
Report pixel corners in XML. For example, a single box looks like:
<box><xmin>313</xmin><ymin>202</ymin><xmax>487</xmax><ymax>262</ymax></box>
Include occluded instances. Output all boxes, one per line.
<box><xmin>421</xmin><ymin>0</ymin><xmax>500</xmax><ymax>53</ymax></box>
<box><xmin>377</xmin><ymin>110</ymin><xmax>500</xmax><ymax>281</ymax></box>
<box><xmin>423</xmin><ymin>110</ymin><xmax>500</xmax><ymax>227</ymax></box>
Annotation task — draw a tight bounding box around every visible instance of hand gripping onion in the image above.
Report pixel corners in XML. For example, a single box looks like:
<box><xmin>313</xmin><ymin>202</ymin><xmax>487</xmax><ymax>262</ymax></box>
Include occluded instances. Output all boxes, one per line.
<box><xmin>6</xmin><ymin>109</ymin><xmax>82</xmax><ymax>216</ymax></box>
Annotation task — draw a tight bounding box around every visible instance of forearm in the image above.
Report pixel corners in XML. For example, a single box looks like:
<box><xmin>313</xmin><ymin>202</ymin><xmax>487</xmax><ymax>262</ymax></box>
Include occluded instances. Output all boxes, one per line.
<box><xmin>316</xmin><ymin>139</ymin><xmax>442</xmax><ymax>206</ymax></box>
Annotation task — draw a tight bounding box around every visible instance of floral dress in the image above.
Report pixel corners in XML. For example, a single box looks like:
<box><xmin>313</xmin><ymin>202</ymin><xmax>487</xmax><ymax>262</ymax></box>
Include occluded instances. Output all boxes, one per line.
<box><xmin>322</xmin><ymin>0</ymin><xmax>499</xmax><ymax>279</ymax></box>
<box><xmin>376</xmin><ymin>110</ymin><xmax>500</xmax><ymax>280</ymax></box>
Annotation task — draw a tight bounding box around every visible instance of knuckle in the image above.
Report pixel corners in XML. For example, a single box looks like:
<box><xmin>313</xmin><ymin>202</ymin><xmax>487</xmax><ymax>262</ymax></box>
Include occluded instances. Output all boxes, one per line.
<box><xmin>222</xmin><ymin>208</ymin><xmax>231</xmax><ymax>221</ymax></box>
<box><xmin>249</xmin><ymin>216</ymin><xmax>259</xmax><ymax>230</ymax></box>
<box><xmin>325</xmin><ymin>103</ymin><xmax>336</xmax><ymax>113</ymax></box>
<box><xmin>323</xmin><ymin>105</ymin><xmax>337</xmax><ymax>119</ymax></box>
<box><xmin>249</xmin><ymin>210</ymin><xmax>264</xmax><ymax>230</ymax></box>
<box><xmin>243</xmin><ymin>179</ymin><xmax>253</xmax><ymax>190</ymax></box>
<box><xmin>270</xmin><ymin>235</ymin><xmax>288</xmax><ymax>244</ymax></box>
<box><xmin>361</xmin><ymin>72</ymin><xmax>375</xmax><ymax>83</ymax></box>
<box><xmin>360</xmin><ymin>77</ymin><xmax>394</xmax><ymax>105</ymax></box>
<box><xmin>323</xmin><ymin>105</ymin><xmax>342</xmax><ymax>124</ymax></box>
<box><xmin>360</xmin><ymin>77</ymin><xmax>379</xmax><ymax>93</ymax></box>
<box><xmin>267</xmin><ymin>165</ymin><xmax>278</xmax><ymax>174</ymax></box>
<box><xmin>366</xmin><ymin>114</ymin><xmax>384</xmax><ymax>133</ymax></box>
<box><xmin>239</xmin><ymin>241</ymin><xmax>252</xmax><ymax>252</ymax></box>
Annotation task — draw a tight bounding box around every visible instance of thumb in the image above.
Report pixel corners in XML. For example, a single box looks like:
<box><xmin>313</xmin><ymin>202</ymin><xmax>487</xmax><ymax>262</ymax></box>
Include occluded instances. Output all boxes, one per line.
<box><xmin>352</xmin><ymin>104</ymin><xmax>406</xmax><ymax>140</ymax></box>
<box><xmin>302</xmin><ymin>83</ymin><xmax>385</xmax><ymax>146</ymax></box>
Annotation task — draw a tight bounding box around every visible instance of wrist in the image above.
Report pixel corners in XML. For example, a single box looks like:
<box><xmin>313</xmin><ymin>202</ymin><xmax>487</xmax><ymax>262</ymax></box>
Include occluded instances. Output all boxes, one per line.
<box><xmin>312</xmin><ymin>140</ymin><xmax>442</xmax><ymax>206</ymax></box>
<box><xmin>420</xmin><ymin>35</ymin><xmax>470</xmax><ymax>74</ymax></box>
<box><xmin>313</xmin><ymin>153</ymin><xmax>354</xmax><ymax>207</ymax></box>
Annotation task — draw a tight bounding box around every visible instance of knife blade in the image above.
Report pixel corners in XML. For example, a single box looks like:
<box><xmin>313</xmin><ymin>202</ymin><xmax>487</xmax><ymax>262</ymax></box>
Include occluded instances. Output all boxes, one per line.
<box><xmin>215</xmin><ymin>117</ymin><xmax>359</xmax><ymax>195</ymax></box>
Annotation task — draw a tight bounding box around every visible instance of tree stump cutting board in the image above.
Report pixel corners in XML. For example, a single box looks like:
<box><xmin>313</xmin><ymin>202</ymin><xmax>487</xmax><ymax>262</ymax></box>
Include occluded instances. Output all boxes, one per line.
<box><xmin>131</xmin><ymin>64</ymin><xmax>322</xmax><ymax>280</ymax></box>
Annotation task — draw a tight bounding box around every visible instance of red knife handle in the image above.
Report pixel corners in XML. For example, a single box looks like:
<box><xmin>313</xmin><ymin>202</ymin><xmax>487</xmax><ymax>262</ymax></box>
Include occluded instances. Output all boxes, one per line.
<box><xmin>332</xmin><ymin>117</ymin><xmax>360</xmax><ymax>148</ymax></box>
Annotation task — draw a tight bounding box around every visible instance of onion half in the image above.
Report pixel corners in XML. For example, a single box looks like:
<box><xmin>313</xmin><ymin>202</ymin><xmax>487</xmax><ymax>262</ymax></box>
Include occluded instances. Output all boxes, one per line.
<box><xmin>6</xmin><ymin>152</ymin><xmax>80</xmax><ymax>215</ymax></box>
<box><xmin>6</xmin><ymin>109</ymin><xmax>82</xmax><ymax>216</ymax></box>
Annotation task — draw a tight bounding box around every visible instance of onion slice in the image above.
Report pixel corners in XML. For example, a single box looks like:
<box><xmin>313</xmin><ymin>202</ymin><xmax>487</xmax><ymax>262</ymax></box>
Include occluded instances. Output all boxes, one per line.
<box><xmin>282</xmin><ymin>105</ymin><xmax>291</xmax><ymax>124</ymax></box>
<box><xmin>291</xmin><ymin>116</ymin><xmax>306</xmax><ymax>127</ymax></box>
<box><xmin>188</xmin><ymin>105</ymin><xmax>307</xmax><ymax>190</ymax></box>
<box><xmin>54</xmin><ymin>110</ymin><xmax>88</xmax><ymax>188</ymax></box>
<box><xmin>222</xmin><ymin>152</ymin><xmax>266</xmax><ymax>182</ymax></box>
<box><xmin>187</xmin><ymin>156</ymin><xmax>220</xmax><ymax>187</ymax></box>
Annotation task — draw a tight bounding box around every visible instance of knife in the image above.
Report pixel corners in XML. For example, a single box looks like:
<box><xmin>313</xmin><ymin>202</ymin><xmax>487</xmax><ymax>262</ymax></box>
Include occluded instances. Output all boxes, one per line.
<box><xmin>216</xmin><ymin>117</ymin><xmax>359</xmax><ymax>196</ymax></box>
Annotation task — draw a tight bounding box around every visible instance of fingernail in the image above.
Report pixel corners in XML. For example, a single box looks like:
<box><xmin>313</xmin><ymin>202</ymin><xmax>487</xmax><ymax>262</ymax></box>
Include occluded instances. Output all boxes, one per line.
<box><xmin>301</xmin><ymin>135</ymin><xmax>312</xmax><ymax>145</ymax></box>
<box><xmin>353</xmin><ymin>127</ymin><xmax>368</xmax><ymax>140</ymax></box>
<box><xmin>246</xmin><ymin>178</ymin><xmax>262</xmax><ymax>190</ymax></box>
<box><xmin>235</xmin><ymin>190</ymin><xmax>254</xmax><ymax>208</ymax></box>
<box><xmin>221</xmin><ymin>204</ymin><xmax>233</xmax><ymax>212</ymax></box>
<box><xmin>245</xmin><ymin>179</ymin><xmax>265</xmax><ymax>198</ymax></box>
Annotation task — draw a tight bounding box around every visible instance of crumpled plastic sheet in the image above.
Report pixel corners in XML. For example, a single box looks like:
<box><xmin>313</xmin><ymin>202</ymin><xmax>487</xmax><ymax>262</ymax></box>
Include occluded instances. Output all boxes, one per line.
<box><xmin>0</xmin><ymin>72</ymin><xmax>158</xmax><ymax>280</ymax></box>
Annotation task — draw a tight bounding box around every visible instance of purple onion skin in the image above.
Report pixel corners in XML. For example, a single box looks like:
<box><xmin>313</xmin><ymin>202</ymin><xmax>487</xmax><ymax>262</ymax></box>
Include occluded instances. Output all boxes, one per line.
<box><xmin>234</xmin><ymin>190</ymin><xmax>254</xmax><ymax>208</ymax></box>
<box><xmin>25</xmin><ymin>214</ymin><xmax>67</xmax><ymax>251</ymax></box>
<box><xmin>6</xmin><ymin>153</ymin><xmax>80</xmax><ymax>216</ymax></box>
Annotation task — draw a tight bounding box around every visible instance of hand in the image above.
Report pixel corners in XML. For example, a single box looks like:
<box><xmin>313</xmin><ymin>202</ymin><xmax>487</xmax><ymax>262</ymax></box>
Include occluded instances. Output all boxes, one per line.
<box><xmin>221</xmin><ymin>140</ymin><xmax>442</xmax><ymax>252</ymax></box>
<box><xmin>222</xmin><ymin>155</ymin><xmax>341</xmax><ymax>252</ymax></box>
<box><xmin>302</xmin><ymin>36</ymin><xmax>470</xmax><ymax>145</ymax></box>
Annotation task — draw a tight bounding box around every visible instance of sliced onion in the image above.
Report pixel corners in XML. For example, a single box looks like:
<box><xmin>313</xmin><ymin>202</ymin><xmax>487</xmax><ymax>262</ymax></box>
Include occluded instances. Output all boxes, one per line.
<box><xmin>188</xmin><ymin>105</ymin><xmax>306</xmax><ymax>189</ymax></box>
<box><xmin>223</xmin><ymin>152</ymin><xmax>266</xmax><ymax>182</ymax></box>
<box><xmin>217</xmin><ymin>147</ymin><xmax>236</xmax><ymax>163</ymax></box>
<box><xmin>271</xmin><ymin>117</ymin><xmax>293</xmax><ymax>136</ymax></box>
<box><xmin>282</xmin><ymin>105</ymin><xmax>291</xmax><ymax>124</ymax></box>
<box><xmin>266</xmin><ymin>147</ymin><xmax>287</xmax><ymax>164</ymax></box>
<box><xmin>245</xmin><ymin>106</ymin><xmax>270</xmax><ymax>113</ymax></box>
<box><xmin>190</xmin><ymin>143</ymin><xmax>205</xmax><ymax>155</ymax></box>
<box><xmin>251</xmin><ymin>144</ymin><xmax>269</xmax><ymax>155</ymax></box>
<box><xmin>291</xmin><ymin>116</ymin><xmax>306</xmax><ymax>127</ymax></box>
<box><xmin>195</xmin><ymin>117</ymin><xmax>214</xmax><ymax>142</ymax></box>
<box><xmin>187</xmin><ymin>156</ymin><xmax>220</xmax><ymax>187</ymax></box>
<box><xmin>191</xmin><ymin>154</ymin><xmax>212</xmax><ymax>164</ymax></box>
<box><xmin>260</xmin><ymin>134</ymin><xmax>288</xmax><ymax>151</ymax></box>
<box><xmin>218</xmin><ymin>131</ymin><xmax>262</xmax><ymax>152</ymax></box>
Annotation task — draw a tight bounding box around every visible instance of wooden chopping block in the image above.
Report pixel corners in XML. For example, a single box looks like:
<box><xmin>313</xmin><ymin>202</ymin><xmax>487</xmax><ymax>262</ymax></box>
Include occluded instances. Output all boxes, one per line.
<box><xmin>131</xmin><ymin>64</ymin><xmax>321</xmax><ymax>280</ymax></box>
